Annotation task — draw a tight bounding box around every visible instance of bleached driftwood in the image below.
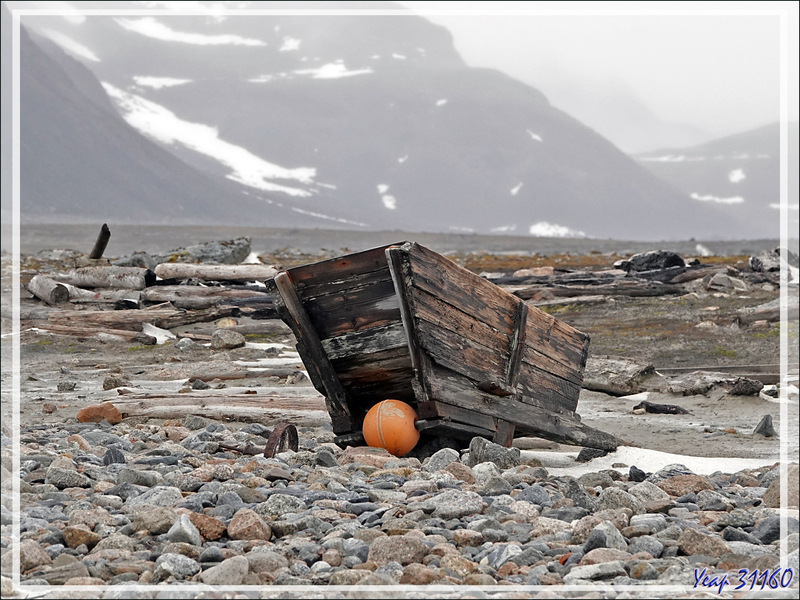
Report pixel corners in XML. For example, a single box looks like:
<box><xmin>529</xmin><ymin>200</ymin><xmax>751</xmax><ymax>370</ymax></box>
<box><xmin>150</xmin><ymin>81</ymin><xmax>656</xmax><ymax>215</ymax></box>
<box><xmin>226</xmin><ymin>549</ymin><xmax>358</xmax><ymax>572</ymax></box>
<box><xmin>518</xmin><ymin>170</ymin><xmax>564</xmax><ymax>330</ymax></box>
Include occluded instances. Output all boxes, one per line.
<box><xmin>62</xmin><ymin>283</ymin><xmax>143</xmax><ymax>306</ymax></box>
<box><xmin>26</xmin><ymin>275</ymin><xmax>69</xmax><ymax>305</ymax></box>
<box><xmin>52</xmin><ymin>266</ymin><xmax>155</xmax><ymax>290</ymax></box>
<box><xmin>153</xmin><ymin>263</ymin><xmax>279</xmax><ymax>281</ymax></box>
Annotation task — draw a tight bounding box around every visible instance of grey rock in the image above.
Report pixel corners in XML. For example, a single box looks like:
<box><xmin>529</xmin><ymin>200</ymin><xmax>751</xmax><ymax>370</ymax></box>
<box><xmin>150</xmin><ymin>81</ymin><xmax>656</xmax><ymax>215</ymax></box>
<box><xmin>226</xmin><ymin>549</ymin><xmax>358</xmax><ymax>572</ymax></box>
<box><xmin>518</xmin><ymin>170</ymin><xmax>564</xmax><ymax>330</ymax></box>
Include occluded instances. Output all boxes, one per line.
<box><xmin>722</xmin><ymin>527</ymin><xmax>763</xmax><ymax>545</ymax></box>
<box><xmin>466</xmin><ymin>436</ymin><xmax>520</xmax><ymax>469</ymax></box>
<box><xmin>255</xmin><ymin>494</ymin><xmax>307</xmax><ymax>519</ymax></box>
<box><xmin>486</xmin><ymin>543</ymin><xmax>522</xmax><ymax>569</ymax></box>
<box><xmin>576</xmin><ymin>447</ymin><xmax>609</xmax><ymax>462</ymax></box>
<box><xmin>154</xmin><ymin>237</ymin><xmax>251</xmax><ymax>265</ymax></box>
<box><xmin>584</xmin><ymin>520</ymin><xmax>628</xmax><ymax>552</ymax></box>
<box><xmin>210</xmin><ymin>329</ymin><xmax>246</xmax><ymax>350</ymax></box>
<box><xmin>112</xmin><ymin>252</ymin><xmax>156</xmax><ymax>270</ymax></box>
<box><xmin>597</xmin><ymin>487</ymin><xmax>645</xmax><ymax>514</ymax></box>
<box><xmin>117</xmin><ymin>468</ymin><xmax>161</xmax><ymax>488</ymax></box>
<box><xmin>45</xmin><ymin>467</ymin><xmax>92</xmax><ymax>489</ymax></box>
<box><xmin>750</xmin><ymin>250</ymin><xmax>783</xmax><ymax>272</ymax></box>
<box><xmin>103</xmin><ymin>448</ymin><xmax>125</xmax><ymax>466</ymax></box>
<box><xmin>430</xmin><ymin>489</ymin><xmax>484</xmax><ymax>520</ymax></box>
<box><xmin>481</xmin><ymin>476</ymin><xmax>512</xmax><ymax>496</ymax></box>
<box><xmin>126</xmin><ymin>486</ymin><xmax>184</xmax><ymax>508</ymax></box>
<box><xmin>624</xmin><ymin>250</ymin><xmax>685</xmax><ymax>272</ymax></box>
<box><xmin>424</xmin><ymin>448</ymin><xmax>461</xmax><ymax>472</ymax></box>
<box><xmin>200</xmin><ymin>555</ymin><xmax>249</xmax><ymax>585</ymax></box>
<box><xmin>629</xmin><ymin>513</ymin><xmax>667</xmax><ymax>534</ymax></box>
<box><xmin>628</xmin><ymin>481</ymin><xmax>670</xmax><ymax>504</ymax></box>
<box><xmin>751</xmin><ymin>516</ymin><xmax>799</xmax><ymax>544</ymax></box>
<box><xmin>152</xmin><ymin>553</ymin><xmax>201</xmax><ymax>583</ymax></box>
<box><xmin>753</xmin><ymin>414</ymin><xmax>777</xmax><ymax>437</ymax></box>
<box><xmin>627</xmin><ymin>535</ymin><xmax>664</xmax><ymax>558</ymax></box>
<box><xmin>166</xmin><ymin>514</ymin><xmax>202</xmax><ymax>546</ymax></box>
<box><xmin>646</xmin><ymin>463</ymin><xmax>694</xmax><ymax>484</ymax></box>
<box><xmin>564</xmin><ymin>560</ymin><xmax>627</xmax><ymax>582</ymax></box>
<box><xmin>564</xmin><ymin>477</ymin><xmax>598</xmax><ymax>511</ymax></box>
<box><xmin>515</xmin><ymin>484</ymin><xmax>552</xmax><ymax>507</ymax></box>
<box><xmin>175</xmin><ymin>338</ymin><xmax>200</xmax><ymax>352</ymax></box>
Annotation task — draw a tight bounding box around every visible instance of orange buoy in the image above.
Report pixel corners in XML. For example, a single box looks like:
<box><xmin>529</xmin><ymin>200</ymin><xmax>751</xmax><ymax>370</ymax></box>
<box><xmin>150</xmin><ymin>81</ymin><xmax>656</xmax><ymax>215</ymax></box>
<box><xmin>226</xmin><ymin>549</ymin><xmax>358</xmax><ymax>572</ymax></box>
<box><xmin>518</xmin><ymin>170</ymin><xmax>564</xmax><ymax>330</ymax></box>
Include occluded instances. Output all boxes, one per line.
<box><xmin>362</xmin><ymin>400</ymin><xmax>420</xmax><ymax>457</ymax></box>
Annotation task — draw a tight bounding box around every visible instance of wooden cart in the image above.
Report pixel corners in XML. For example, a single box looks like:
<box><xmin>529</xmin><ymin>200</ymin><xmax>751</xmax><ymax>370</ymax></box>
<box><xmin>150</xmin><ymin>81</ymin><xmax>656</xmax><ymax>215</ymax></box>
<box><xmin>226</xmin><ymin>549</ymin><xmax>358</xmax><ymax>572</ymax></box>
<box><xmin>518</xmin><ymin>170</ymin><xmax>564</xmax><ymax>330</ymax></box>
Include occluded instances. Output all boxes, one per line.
<box><xmin>266</xmin><ymin>242</ymin><xmax>618</xmax><ymax>450</ymax></box>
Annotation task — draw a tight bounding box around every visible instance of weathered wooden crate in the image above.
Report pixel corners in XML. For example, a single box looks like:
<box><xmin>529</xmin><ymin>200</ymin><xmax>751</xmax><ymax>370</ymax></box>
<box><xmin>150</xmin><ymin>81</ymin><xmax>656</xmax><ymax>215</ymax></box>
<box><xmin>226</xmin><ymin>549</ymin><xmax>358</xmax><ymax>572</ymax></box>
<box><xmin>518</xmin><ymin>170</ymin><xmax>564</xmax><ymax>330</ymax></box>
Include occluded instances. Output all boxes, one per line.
<box><xmin>266</xmin><ymin>242</ymin><xmax>618</xmax><ymax>450</ymax></box>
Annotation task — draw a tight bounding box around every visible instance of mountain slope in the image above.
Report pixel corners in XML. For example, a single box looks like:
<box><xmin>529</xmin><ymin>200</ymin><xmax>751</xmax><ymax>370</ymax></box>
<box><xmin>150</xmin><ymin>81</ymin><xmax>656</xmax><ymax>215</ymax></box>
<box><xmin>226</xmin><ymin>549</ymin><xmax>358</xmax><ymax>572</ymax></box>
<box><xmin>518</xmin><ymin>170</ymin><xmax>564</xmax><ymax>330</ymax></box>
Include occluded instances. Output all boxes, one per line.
<box><xmin>635</xmin><ymin>122</ymin><xmax>798</xmax><ymax>239</ymax></box>
<box><xmin>4</xmin><ymin>3</ymin><xmax>324</xmax><ymax>227</ymax></box>
<box><xmin>11</xmin><ymin>2</ymin><xmax>745</xmax><ymax>239</ymax></box>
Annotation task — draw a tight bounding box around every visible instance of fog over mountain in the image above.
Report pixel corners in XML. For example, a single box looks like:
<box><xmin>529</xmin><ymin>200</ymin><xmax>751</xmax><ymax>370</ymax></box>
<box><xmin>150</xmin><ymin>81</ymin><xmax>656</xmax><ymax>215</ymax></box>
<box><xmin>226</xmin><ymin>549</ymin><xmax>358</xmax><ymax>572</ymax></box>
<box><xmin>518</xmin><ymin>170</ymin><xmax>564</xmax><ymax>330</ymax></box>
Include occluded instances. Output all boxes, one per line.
<box><xmin>636</xmin><ymin>122</ymin><xmax>799</xmax><ymax>239</ymax></box>
<box><xmin>3</xmin><ymin>2</ymin><xmax>775</xmax><ymax>240</ymax></box>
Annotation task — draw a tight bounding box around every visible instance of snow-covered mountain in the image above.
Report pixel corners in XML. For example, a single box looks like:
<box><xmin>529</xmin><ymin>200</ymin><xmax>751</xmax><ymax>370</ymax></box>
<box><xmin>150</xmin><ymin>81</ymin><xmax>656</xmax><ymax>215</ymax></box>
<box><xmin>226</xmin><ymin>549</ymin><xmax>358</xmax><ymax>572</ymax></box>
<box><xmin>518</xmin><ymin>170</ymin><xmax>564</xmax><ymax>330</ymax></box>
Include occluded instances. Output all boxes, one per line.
<box><xmin>5</xmin><ymin>1</ymin><xmax>751</xmax><ymax>240</ymax></box>
<box><xmin>636</xmin><ymin>122</ymin><xmax>798</xmax><ymax>240</ymax></box>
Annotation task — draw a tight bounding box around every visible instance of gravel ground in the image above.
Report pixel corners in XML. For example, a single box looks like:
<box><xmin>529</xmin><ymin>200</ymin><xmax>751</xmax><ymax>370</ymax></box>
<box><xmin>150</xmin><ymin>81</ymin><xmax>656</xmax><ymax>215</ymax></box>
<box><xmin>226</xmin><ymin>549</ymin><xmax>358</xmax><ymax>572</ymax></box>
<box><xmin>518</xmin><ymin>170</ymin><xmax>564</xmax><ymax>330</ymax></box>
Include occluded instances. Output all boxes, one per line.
<box><xmin>1</xmin><ymin>227</ymin><xmax>798</xmax><ymax>598</ymax></box>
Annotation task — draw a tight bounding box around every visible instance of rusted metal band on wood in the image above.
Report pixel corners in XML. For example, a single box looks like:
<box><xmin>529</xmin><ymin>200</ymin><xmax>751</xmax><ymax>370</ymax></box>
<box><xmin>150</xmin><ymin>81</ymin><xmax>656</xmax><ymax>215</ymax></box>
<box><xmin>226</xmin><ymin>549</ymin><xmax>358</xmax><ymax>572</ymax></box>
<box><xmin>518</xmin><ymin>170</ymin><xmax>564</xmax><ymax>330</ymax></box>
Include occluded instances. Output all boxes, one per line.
<box><xmin>273</xmin><ymin>271</ymin><xmax>353</xmax><ymax>428</ymax></box>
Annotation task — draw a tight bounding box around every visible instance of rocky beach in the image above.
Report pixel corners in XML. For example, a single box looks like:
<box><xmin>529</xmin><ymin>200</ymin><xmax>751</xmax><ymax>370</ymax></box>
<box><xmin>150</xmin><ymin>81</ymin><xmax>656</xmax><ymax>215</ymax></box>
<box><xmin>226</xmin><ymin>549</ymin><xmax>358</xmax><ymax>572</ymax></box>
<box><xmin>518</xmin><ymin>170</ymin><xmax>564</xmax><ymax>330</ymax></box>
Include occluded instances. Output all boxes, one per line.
<box><xmin>1</xmin><ymin>226</ymin><xmax>798</xmax><ymax>598</ymax></box>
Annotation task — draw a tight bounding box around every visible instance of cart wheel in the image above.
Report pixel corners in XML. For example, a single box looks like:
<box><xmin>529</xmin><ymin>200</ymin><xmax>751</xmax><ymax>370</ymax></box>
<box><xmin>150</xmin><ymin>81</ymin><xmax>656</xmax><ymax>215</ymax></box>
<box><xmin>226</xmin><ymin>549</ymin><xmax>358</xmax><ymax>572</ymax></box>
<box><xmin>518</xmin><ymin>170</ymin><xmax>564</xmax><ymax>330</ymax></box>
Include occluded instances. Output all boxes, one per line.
<box><xmin>263</xmin><ymin>423</ymin><xmax>299</xmax><ymax>458</ymax></box>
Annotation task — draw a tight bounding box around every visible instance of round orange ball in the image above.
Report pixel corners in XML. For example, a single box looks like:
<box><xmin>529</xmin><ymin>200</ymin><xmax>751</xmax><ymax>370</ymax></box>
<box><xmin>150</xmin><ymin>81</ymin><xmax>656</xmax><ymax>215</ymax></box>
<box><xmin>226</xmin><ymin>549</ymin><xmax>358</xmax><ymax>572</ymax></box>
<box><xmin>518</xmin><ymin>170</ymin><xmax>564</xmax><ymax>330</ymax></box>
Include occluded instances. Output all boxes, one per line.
<box><xmin>362</xmin><ymin>400</ymin><xmax>420</xmax><ymax>457</ymax></box>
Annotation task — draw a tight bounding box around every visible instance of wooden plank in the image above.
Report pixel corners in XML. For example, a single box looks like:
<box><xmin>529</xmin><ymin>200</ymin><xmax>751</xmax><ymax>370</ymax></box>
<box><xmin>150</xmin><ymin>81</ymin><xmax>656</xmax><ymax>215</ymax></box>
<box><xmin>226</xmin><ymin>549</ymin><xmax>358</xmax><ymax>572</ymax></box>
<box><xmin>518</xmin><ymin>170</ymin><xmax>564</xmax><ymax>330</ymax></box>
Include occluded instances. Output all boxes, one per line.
<box><xmin>514</xmin><ymin>365</ymin><xmax>581</xmax><ymax>414</ymax></box>
<box><xmin>274</xmin><ymin>272</ymin><xmax>353</xmax><ymax>432</ymax></box>
<box><xmin>303</xmin><ymin>277</ymin><xmax>401</xmax><ymax>339</ymax></box>
<box><xmin>415</xmin><ymin>321</ymin><xmax>506</xmax><ymax>385</ymax></box>
<box><xmin>417</xmin><ymin>401</ymin><xmax>498</xmax><ymax>432</ymax></box>
<box><xmin>402</xmin><ymin>242</ymin><xmax>516</xmax><ymax>336</ymax></box>
<box><xmin>320</xmin><ymin>322</ymin><xmax>408</xmax><ymax>361</ymax></box>
<box><xmin>288</xmin><ymin>245</ymin><xmax>401</xmax><ymax>292</ymax></box>
<box><xmin>386</xmin><ymin>247</ymin><xmax>430</xmax><ymax>401</ymax></box>
<box><xmin>504</xmin><ymin>301</ymin><xmax>528</xmax><ymax>391</ymax></box>
<box><xmin>523</xmin><ymin>305</ymin><xmax>590</xmax><ymax>373</ymax></box>
<box><xmin>415</xmin><ymin>419</ymin><xmax>496</xmax><ymax>440</ymax></box>
<box><xmin>423</xmin><ymin>363</ymin><xmax>619</xmax><ymax>451</ymax></box>
<box><xmin>493</xmin><ymin>420</ymin><xmax>516</xmax><ymax>447</ymax></box>
<box><xmin>297</xmin><ymin>267</ymin><xmax>394</xmax><ymax>301</ymax></box>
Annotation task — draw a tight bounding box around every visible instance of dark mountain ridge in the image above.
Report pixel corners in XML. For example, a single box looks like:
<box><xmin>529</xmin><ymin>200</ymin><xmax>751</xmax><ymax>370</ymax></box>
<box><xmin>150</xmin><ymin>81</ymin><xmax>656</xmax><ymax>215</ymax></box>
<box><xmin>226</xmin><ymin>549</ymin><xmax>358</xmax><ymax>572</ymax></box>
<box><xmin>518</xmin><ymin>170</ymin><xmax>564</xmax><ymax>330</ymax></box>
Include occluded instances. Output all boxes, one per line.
<box><xmin>5</xmin><ymin>2</ymin><xmax>750</xmax><ymax>240</ymax></box>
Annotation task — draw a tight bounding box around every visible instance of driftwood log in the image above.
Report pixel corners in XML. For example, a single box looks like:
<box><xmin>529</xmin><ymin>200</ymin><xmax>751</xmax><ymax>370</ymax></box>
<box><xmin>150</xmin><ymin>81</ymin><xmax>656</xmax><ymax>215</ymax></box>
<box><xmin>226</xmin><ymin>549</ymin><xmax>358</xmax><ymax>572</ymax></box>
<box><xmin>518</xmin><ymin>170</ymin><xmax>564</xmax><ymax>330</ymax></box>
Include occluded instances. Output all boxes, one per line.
<box><xmin>35</xmin><ymin>323</ymin><xmax>156</xmax><ymax>344</ymax></box>
<box><xmin>143</xmin><ymin>286</ymin><xmax>269</xmax><ymax>301</ymax></box>
<box><xmin>153</xmin><ymin>264</ymin><xmax>279</xmax><ymax>281</ymax></box>
<box><xmin>26</xmin><ymin>275</ymin><xmax>69</xmax><ymax>305</ymax></box>
<box><xmin>88</xmin><ymin>224</ymin><xmax>111</xmax><ymax>259</ymax></box>
<box><xmin>45</xmin><ymin>306</ymin><xmax>238</xmax><ymax>331</ymax></box>
<box><xmin>62</xmin><ymin>284</ymin><xmax>143</xmax><ymax>306</ymax></box>
<box><xmin>107</xmin><ymin>393</ymin><xmax>327</xmax><ymax>424</ymax></box>
<box><xmin>512</xmin><ymin>279</ymin><xmax>684</xmax><ymax>299</ymax></box>
<box><xmin>53</xmin><ymin>266</ymin><xmax>155</xmax><ymax>290</ymax></box>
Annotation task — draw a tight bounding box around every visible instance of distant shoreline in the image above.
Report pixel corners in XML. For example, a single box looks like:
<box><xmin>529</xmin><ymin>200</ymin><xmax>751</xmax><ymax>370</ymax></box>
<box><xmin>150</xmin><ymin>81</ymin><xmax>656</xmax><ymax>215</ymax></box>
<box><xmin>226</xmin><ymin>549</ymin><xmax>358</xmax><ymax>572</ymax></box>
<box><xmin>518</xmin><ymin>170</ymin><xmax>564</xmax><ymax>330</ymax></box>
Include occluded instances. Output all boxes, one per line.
<box><xmin>6</xmin><ymin>222</ymin><xmax>792</xmax><ymax>258</ymax></box>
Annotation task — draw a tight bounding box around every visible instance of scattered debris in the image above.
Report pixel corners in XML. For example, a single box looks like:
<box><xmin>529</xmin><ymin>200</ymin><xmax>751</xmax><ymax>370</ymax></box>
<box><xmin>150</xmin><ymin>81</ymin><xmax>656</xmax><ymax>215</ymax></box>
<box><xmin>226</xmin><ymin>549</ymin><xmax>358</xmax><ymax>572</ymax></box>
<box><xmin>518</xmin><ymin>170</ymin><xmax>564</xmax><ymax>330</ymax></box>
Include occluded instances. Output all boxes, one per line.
<box><xmin>633</xmin><ymin>401</ymin><xmax>690</xmax><ymax>415</ymax></box>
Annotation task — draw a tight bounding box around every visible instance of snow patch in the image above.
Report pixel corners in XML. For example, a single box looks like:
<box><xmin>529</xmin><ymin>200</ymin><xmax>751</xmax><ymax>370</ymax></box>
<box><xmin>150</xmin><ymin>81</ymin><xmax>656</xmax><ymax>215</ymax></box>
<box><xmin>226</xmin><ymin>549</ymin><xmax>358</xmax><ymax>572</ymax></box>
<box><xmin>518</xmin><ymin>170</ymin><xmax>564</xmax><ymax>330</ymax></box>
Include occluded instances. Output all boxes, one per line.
<box><xmin>133</xmin><ymin>76</ymin><xmax>192</xmax><ymax>89</ymax></box>
<box><xmin>382</xmin><ymin>196</ymin><xmax>397</xmax><ymax>210</ymax></box>
<box><xmin>44</xmin><ymin>1</ymin><xmax>86</xmax><ymax>24</ymax></box>
<box><xmin>280</xmin><ymin>37</ymin><xmax>301</xmax><ymax>51</ymax></box>
<box><xmin>103</xmin><ymin>83</ymin><xmax>315</xmax><ymax>197</ymax></box>
<box><xmin>541</xmin><ymin>446</ymin><xmax>779</xmax><ymax>478</ymax></box>
<box><xmin>398</xmin><ymin>155</ymin><xmax>408</xmax><ymax>164</ymax></box>
<box><xmin>436</xmin><ymin>99</ymin><xmax>448</xmax><ymax>107</ymax></box>
<box><xmin>115</xmin><ymin>17</ymin><xmax>266</xmax><ymax>46</ymax></box>
<box><xmin>526</xmin><ymin>130</ymin><xmax>543</xmax><ymax>142</ymax></box>
<box><xmin>377</xmin><ymin>184</ymin><xmax>390</xmax><ymax>194</ymax></box>
<box><xmin>769</xmin><ymin>203</ymin><xmax>800</xmax><ymax>211</ymax></box>
<box><xmin>392</xmin><ymin>53</ymin><xmax>407</xmax><ymax>60</ymax></box>
<box><xmin>529</xmin><ymin>222</ymin><xmax>586</xmax><ymax>238</ymax></box>
<box><xmin>639</xmin><ymin>154</ymin><xmax>705</xmax><ymax>162</ymax></box>
<box><xmin>40</xmin><ymin>29</ymin><xmax>100</xmax><ymax>61</ymax></box>
<box><xmin>140</xmin><ymin>1</ymin><xmax>230</xmax><ymax>20</ymax></box>
<box><xmin>293</xmin><ymin>62</ymin><xmax>373</xmax><ymax>79</ymax></box>
<box><xmin>728</xmin><ymin>169</ymin><xmax>746</xmax><ymax>183</ymax></box>
<box><xmin>695</xmin><ymin>244</ymin><xmax>713</xmax><ymax>257</ymax></box>
<box><xmin>691</xmin><ymin>193</ymin><xmax>744</xmax><ymax>205</ymax></box>
<box><xmin>510</xmin><ymin>183</ymin><xmax>523</xmax><ymax>196</ymax></box>
<box><xmin>448</xmin><ymin>226</ymin><xmax>475</xmax><ymax>233</ymax></box>
<box><xmin>290</xmin><ymin>207</ymin><xmax>369</xmax><ymax>228</ymax></box>
<box><xmin>490</xmin><ymin>224</ymin><xmax>517</xmax><ymax>233</ymax></box>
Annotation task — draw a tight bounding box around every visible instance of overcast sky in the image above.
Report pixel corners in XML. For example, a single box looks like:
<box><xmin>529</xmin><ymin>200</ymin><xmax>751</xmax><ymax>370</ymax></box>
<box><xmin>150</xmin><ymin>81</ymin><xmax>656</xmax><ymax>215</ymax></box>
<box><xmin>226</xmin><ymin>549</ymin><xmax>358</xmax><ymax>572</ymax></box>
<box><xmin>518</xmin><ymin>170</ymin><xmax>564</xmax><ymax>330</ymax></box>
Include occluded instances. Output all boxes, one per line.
<box><xmin>398</xmin><ymin>1</ymin><xmax>799</xmax><ymax>141</ymax></box>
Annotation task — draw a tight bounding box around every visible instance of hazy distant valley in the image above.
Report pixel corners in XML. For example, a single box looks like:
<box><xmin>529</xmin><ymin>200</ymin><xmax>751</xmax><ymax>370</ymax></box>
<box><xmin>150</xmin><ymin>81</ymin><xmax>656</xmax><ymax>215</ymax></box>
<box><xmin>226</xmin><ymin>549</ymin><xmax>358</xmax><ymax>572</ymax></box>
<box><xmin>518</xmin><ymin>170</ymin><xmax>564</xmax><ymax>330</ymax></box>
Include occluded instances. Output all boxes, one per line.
<box><xmin>2</xmin><ymin>1</ymin><xmax>795</xmax><ymax>241</ymax></box>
